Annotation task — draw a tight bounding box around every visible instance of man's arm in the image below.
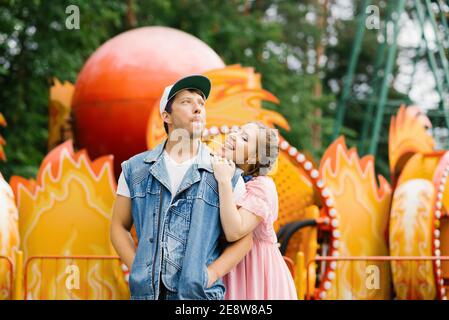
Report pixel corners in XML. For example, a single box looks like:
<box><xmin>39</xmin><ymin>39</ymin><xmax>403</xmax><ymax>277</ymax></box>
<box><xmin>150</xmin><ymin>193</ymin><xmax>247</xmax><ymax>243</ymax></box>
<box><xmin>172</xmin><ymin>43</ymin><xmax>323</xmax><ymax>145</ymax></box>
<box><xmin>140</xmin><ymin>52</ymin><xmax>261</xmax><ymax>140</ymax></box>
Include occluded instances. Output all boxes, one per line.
<box><xmin>206</xmin><ymin>233</ymin><xmax>253</xmax><ymax>288</ymax></box>
<box><xmin>110</xmin><ymin>195</ymin><xmax>136</xmax><ymax>270</ymax></box>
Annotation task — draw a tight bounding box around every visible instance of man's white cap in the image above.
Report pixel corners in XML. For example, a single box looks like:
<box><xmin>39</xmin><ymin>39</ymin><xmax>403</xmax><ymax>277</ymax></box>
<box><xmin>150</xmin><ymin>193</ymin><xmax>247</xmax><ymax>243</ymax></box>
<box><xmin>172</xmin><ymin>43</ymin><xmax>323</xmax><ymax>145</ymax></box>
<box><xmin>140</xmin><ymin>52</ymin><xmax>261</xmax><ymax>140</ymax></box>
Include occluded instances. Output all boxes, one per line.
<box><xmin>159</xmin><ymin>74</ymin><xmax>211</xmax><ymax>116</ymax></box>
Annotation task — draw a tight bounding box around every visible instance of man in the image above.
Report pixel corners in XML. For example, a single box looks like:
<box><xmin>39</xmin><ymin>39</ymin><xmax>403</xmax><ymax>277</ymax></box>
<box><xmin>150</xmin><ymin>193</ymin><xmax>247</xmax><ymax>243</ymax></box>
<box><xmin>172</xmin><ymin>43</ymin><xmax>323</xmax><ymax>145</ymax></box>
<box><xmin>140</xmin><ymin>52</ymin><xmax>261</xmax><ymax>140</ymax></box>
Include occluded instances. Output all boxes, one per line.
<box><xmin>110</xmin><ymin>75</ymin><xmax>251</xmax><ymax>300</ymax></box>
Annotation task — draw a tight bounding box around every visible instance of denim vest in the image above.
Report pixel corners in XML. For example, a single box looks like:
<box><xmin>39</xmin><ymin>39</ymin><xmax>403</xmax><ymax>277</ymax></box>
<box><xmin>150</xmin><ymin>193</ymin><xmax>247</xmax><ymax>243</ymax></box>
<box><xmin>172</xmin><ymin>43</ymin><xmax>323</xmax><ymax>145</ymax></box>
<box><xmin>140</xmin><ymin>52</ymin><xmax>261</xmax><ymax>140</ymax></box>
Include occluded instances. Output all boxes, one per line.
<box><xmin>121</xmin><ymin>141</ymin><xmax>241</xmax><ymax>300</ymax></box>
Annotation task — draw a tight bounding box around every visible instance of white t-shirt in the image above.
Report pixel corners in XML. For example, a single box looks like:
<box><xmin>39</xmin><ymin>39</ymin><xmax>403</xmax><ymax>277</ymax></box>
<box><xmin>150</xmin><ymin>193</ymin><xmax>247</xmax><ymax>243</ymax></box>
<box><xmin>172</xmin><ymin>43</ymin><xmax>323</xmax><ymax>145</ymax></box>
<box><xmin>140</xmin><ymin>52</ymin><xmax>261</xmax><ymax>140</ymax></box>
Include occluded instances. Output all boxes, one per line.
<box><xmin>117</xmin><ymin>151</ymin><xmax>246</xmax><ymax>201</ymax></box>
<box><xmin>163</xmin><ymin>150</ymin><xmax>198</xmax><ymax>196</ymax></box>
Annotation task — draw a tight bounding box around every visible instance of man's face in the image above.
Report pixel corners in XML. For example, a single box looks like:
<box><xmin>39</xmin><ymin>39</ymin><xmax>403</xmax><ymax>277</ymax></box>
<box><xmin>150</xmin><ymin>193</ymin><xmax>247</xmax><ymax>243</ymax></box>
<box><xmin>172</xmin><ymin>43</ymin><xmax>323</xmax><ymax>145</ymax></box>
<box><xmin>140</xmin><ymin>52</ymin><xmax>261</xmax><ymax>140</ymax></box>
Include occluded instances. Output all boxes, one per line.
<box><xmin>163</xmin><ymin>89</ymin><xmax>206</xmax><ymax>138</ymax></box>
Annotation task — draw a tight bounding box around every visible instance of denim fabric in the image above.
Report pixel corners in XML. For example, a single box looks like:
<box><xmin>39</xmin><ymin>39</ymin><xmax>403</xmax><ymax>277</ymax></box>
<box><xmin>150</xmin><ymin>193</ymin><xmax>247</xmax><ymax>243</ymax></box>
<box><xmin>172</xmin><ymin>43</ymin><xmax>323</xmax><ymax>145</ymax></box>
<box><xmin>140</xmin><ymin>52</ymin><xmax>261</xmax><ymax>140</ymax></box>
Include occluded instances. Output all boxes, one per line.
<box><xmin>122</xmin><ymin>141</ymin><xmax>241</xmax><ymax>300</ymax></box>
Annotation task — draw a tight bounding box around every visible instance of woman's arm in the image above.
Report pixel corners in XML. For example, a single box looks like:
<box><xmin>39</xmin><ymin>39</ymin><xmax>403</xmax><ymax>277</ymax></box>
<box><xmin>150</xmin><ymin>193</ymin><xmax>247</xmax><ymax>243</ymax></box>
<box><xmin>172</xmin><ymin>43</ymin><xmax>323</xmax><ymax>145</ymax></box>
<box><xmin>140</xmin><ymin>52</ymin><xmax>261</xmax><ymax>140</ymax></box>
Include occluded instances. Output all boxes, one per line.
<box><xmin>110</xmin><ymin>195</ymin><xmax>136</xmax><ymax>270</ymax></box>
<box><xmin>212</xmin><ymin>157</ymin><xmax>262</xmax><ymax>242</ymax></box>
<box><xmin>206</xmin><ymin>233</ymin><xmax>253</xmax><ymax>288</ymax></box>
<box><xmin>216</xmin><ymin>179</ymin><xmax>262</xmax><ymax>242</ymax></box>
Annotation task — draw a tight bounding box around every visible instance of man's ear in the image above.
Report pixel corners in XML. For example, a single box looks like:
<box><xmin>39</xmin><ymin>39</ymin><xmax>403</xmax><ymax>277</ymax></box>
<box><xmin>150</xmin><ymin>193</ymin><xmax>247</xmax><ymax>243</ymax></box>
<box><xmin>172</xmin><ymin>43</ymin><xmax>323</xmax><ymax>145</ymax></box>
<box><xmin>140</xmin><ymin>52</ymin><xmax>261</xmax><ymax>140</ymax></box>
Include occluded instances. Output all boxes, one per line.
<box><xmin>161</xmin><ymin>111</ymin><xmax>172</xmax><ymax>125</ymax></box>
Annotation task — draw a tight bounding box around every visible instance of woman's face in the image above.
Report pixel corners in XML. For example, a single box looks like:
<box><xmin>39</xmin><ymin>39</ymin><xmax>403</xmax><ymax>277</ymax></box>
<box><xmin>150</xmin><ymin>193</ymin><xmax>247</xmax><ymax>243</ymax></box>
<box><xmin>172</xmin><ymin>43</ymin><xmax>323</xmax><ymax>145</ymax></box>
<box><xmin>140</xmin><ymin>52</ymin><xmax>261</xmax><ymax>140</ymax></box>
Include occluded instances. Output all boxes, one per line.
<box><xmin>220</xmin><ymin>123</ymin><xmax>259</xmax><ymax>166</ymax></box>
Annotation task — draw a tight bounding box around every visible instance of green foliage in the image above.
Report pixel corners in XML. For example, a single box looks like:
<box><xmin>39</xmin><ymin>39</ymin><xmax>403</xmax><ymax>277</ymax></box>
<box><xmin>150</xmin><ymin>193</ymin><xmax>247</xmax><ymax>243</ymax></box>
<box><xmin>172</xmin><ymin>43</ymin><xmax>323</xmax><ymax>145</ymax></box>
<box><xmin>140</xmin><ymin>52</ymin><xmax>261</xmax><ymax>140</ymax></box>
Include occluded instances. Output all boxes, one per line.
<box><xmin>0</xmin><ymin>0</ymin><xmax>127</xmax><ymax>179</ymax></box>
<box><xmin>0</xmin><ymin>0</ymin><xmax>416</xmax><ymax>181</ymax></box>
<box><xmin>134</xmin><ymin>0</ymin><xmax>337</xmax><ymax>159</ymax></box>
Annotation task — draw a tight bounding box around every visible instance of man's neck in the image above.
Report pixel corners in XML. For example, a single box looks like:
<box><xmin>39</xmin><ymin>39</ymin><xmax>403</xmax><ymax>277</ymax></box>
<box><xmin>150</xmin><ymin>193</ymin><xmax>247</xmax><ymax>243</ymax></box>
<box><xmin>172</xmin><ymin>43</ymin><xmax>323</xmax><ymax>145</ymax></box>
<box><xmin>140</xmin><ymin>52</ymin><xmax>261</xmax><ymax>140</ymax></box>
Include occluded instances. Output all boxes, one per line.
<box><xmin>164</xmin><ymin>136</ymin><xmax>200</xmax><ymax>164</ymax></box>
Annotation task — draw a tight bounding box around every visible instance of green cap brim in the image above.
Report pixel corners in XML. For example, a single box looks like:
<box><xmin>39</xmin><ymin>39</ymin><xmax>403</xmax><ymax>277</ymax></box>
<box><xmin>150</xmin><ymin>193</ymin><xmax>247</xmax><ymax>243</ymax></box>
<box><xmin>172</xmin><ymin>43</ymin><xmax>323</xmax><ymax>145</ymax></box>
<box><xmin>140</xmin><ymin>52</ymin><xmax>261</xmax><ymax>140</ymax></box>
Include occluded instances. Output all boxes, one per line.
<box><xmin>168</xmin><ymin>75</ymin><xmax>211</xmax><ymax>101</ymax></box>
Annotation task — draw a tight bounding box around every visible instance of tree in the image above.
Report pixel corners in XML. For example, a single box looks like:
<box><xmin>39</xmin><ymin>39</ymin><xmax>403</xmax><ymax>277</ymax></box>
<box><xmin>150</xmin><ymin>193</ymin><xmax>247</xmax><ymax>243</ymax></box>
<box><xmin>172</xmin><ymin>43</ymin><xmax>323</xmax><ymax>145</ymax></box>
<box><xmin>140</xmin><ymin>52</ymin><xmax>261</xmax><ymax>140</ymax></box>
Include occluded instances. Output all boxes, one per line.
<box><xmin>0</xmin><ymin>0</ymin><xmax>127</xmax><ymax>179</ymax></box>
<box><xmin>0</xmin><ymin>0</ymin><xmax>419</xmax><ymax>180</ymax></box>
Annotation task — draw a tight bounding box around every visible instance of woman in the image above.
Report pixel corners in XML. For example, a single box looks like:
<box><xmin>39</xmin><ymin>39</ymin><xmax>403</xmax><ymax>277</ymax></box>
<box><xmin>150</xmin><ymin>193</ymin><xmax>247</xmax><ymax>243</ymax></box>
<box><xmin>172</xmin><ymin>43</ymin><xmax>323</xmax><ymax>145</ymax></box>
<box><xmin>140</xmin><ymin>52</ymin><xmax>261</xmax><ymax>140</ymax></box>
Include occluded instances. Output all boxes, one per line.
<box><xmin>211</xmin><ymin>122</ymin><xmax>297</xmax><ymax>300</ymax></box>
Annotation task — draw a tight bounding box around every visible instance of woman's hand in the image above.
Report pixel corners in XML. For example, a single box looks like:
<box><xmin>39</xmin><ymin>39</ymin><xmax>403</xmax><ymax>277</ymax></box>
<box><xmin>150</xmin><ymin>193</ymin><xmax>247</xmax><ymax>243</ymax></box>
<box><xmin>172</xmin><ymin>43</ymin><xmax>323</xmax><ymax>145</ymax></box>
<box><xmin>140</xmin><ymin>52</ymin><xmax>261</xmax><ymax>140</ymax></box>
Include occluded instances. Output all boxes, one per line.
<box><xmin>206</xmin><ymin>266</ymin><xmax>219</xmax><ymax>288</ymax></box>
<box><xmin>211</xmin><ymin>155</ymin><xmax>236</xmax><ymax>183</ymax></box>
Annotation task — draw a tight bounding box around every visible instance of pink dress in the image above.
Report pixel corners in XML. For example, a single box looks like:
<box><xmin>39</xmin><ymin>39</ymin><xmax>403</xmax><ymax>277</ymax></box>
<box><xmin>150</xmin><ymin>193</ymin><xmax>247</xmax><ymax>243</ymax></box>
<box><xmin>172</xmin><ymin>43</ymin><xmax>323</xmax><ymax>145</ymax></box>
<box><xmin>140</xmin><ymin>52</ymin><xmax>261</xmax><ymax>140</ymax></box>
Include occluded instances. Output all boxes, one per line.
<box><xmin>223</xmin><ymin>176</ymin><xmax>298</xmax><ymax>300</ymax></box>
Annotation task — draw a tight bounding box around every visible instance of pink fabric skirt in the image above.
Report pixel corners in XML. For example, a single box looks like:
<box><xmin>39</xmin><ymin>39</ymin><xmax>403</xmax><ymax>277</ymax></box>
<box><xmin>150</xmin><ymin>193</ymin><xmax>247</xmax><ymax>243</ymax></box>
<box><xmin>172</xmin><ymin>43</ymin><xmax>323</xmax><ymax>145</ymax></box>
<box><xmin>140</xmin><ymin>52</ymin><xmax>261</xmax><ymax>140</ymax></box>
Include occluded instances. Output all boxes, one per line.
<box><xmin>223</xmin><ymin>239</ymin><xmax>298</xmax><ymax>300</ymax></box>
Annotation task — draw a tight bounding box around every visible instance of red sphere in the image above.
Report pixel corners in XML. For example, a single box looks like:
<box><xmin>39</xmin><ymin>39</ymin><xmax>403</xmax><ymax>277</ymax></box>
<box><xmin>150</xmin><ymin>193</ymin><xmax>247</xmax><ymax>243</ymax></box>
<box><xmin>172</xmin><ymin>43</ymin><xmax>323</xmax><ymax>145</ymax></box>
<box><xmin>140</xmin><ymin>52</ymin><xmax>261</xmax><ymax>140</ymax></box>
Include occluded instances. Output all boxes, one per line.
<box><xmin>72</xmin><ymin>26</ymin><xmax>225</xmax><ymax>178</ymax></box>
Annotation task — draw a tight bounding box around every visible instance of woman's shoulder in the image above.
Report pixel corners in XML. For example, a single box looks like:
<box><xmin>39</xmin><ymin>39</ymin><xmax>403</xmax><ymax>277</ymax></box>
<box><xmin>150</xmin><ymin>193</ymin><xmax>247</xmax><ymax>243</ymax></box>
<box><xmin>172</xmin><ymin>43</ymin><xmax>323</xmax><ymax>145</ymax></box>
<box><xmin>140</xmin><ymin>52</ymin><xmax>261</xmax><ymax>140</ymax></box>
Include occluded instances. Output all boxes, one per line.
<box><xmin>246</xmin><ymin>176</ymin><xmax>277</xmax><ymax>196</ymax></box>
<box><xmin>239</xmin><ymin>176</ymin><xmax>278</xmax><ymax>221</ymax></box>
<box><xmin>248</xmin><ymin>175</ymin><xmax>275</xmax><ymax>187</ymax></box>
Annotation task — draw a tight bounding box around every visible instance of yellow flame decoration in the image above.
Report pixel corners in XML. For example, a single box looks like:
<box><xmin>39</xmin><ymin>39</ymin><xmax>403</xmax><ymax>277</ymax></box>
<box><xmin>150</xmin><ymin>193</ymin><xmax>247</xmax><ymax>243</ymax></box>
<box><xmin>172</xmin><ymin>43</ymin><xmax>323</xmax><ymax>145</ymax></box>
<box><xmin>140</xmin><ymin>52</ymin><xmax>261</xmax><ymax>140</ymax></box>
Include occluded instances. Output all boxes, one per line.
<box><xmin>390</xmin><ymin>149</ymin><xmax>448</xmax><ymax>300</ymax></box>
<box><xmin>389</xmin><ymin>179</ymin><xmax>436</xmax><ymax>299</ymax></box>
<box><xmin>319</xmin><ymin>137</ymin><xmax>392</xmax><ymax>299</ymax></box>
<box><xmin>10</xmin><ymin>140</ymin><xmax>129</xmax><ymax>299</ymax></box>
<box><xmin>389</xmin><ymin>105</ymin><xmax>434</xmax><ymax>180</ymax></box>
<box><xmin>48</xmin><ymin>79</ymin><xmax>75</xmax><ymax>151</ymax></box>
<box><xmin>0</xmin><ymin>173</ymin><xmax>20</xmax><ymax>299</ymax></box>
<box><xmin>202</xmin><ymin>65</ymin><xmax>289</xmax><ymax>130</ymax></box>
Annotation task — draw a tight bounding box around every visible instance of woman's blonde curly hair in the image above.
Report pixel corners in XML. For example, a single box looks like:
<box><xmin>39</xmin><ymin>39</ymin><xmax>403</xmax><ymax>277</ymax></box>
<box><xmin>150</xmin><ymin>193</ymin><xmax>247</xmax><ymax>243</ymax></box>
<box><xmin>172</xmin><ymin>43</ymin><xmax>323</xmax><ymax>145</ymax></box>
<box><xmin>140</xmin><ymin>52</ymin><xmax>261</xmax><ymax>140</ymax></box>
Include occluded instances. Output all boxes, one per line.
<box><xmin>244</xmin><ymin>121</ymin><xmax>279</xmax><ymax>177</ymax></box>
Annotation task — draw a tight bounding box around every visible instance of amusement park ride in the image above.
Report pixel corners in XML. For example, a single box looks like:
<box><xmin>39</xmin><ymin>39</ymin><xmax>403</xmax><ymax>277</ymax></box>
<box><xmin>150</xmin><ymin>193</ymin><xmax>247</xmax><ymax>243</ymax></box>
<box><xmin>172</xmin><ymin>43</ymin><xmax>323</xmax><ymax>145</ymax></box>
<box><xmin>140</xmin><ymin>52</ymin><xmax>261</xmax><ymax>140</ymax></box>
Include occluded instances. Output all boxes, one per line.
<box><xmin>0</xmin><ymin>0</ymin><xmax>449</xmax><ymax>300</ymax></box>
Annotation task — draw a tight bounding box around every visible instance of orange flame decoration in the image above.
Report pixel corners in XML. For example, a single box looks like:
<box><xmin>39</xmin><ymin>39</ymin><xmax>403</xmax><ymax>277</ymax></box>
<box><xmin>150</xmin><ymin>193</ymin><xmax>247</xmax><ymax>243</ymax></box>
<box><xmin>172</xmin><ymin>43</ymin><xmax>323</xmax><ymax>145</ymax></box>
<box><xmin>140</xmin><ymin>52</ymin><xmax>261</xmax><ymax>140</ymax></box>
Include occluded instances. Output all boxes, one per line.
<box><xmin>202</xmin><ymin>65</ymin><xmax>289</xmax><ymax>130</ymax></box>
<box><xmin>389</xmin><ymin>150</ymin><xmax>448</xmax><ymax>300</ymax></box>
<box><xmin>388</xmin><ymin>103</ymin><xmax>448</xmax><ymax>300</ymax></box>
<box><xmin>0</xmin><ymin>173</ymin><xmax>20</xmax><ymax>299</ymax></box>
<box><xmin>319</xmin><ymin>137</ymin><xmax>392</xmax><ymax>299</ymax></box>
<box><xmin>48</xmin><ymin>79</ymin><xmax>75</xmax><ymax>151</ymax></box>
<box><xmin>9</xmin><ymin>140</ymin><xmax>129</xmax><ymax>299</ymax></box>
<box><xmin>389</xmin><ymin>105</ymin><xmax>434</xmax><ymax>180</ymax></box>
<box><xmin>0</xmin><ymin>113</ymin><xmax>7</xmax><ymax>161</ymax></box>
<box><xmin>389</xmin><ymin>178</ymin><xmax>437</xmax><ymax>299</ymax></box>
